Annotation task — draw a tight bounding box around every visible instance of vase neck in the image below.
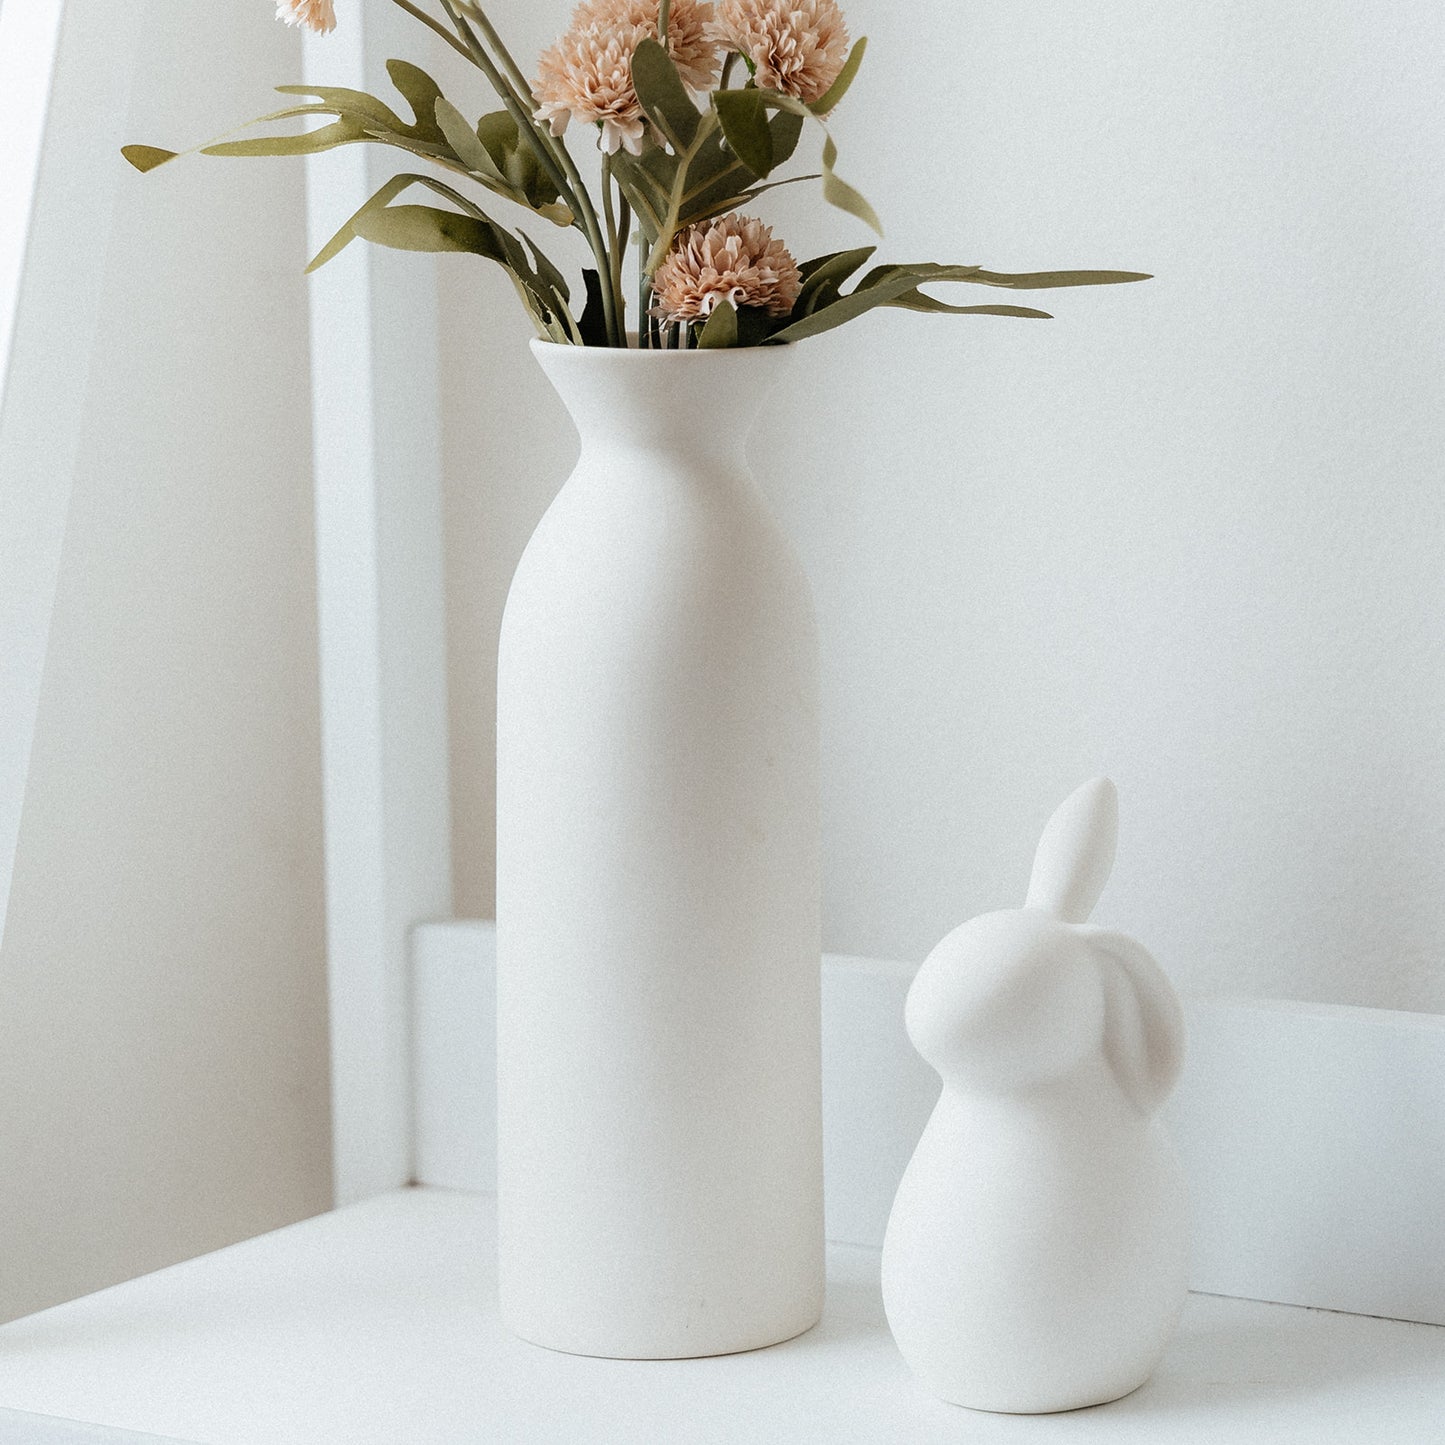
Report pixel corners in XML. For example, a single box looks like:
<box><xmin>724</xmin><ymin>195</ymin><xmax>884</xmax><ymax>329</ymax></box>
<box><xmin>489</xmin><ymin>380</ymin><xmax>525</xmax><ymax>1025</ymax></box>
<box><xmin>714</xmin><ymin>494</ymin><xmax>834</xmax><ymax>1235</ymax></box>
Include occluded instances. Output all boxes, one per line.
<box><xmin>531</xmin><ymin>341</ymin><xmax>795</xmax><ymax>465</ymax></box>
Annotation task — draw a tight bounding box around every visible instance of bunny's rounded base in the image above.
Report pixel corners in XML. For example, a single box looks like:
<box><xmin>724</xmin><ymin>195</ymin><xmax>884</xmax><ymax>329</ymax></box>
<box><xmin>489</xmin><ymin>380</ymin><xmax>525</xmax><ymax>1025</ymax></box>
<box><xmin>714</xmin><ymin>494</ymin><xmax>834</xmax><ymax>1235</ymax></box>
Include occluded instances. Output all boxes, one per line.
<box><xmin>909</xmin><ymin>1358</ymin><xmax>1163</xmax><ymax>1416</ymax></box>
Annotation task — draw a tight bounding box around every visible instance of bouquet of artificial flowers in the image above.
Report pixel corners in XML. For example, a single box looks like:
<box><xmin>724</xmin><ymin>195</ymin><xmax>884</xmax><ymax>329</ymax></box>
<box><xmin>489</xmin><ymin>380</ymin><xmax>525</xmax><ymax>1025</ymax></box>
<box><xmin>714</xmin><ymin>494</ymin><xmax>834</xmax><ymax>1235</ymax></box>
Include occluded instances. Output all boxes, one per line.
<box><xmin>126</xmin><ymin>0</ymin><xmax>1147</xmax><ymax>348</ymax></box>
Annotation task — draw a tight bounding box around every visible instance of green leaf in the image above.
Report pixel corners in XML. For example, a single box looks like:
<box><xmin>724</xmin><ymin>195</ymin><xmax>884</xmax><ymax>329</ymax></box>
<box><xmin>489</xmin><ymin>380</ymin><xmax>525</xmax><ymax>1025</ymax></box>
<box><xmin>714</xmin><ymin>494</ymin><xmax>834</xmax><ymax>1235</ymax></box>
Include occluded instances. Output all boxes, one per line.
<box><xmin>883</xmin><ymin>291</ymin><xmax>1052</xmax><ymax>319</ymax></box>
<box><xmin>810</xmin><ymin>36</ymin><xmax>867</xmax><ymax>116</ymax></box>
<box><xmin>274</xmin><ymin>84</ymin><xmax>405</xmax><ymax>132</ymax></box>
<box><xmin>770</xmin><ymin>261</ymin><xmax>1071</xmax><ymax>343</ymax></box>
<box><xmin>307</xmin><ymin>173</ymin><xmax>423</xmax><ymax>272</ymax></box>
<box><xmin>203</xmin><ymin>117</ymin><xmax>369</xmax><ymax>159</ymax></box>
<box><xmin>944</xmin><ymin>266</ymin><xmax>1154</xmax><ymax>288</ymax></box>
<box><xmin>475</xmin><ymin>109</ymin><xmax>565</xmax><ymax>214</ymax></box>
<box><xmin>352</xmin><ymin>204</ymin><xmax>507</xmax><ymax>258</ymax></box>
<box><xmin>521</xmin><ymin>233</ymin><xmax>570</xmax><ymax>306</ymax></box>
<box><xmin>333</xmin><ymin>184</ymin><xmax>577</xmax><ymax>341</ymax></box>
<box><xmin>631</xmin><ymin>38</ymin><xmax>700</xmax><ymax>152</ymax></box>
<box><xmin>821</xmin><ymin>134</ymin><xmax>882</xmax><ymax>235</ymax></box>
<box><xmin>735</xmin><ymin>305</ymin><xmax>778</xmax><ymax>347</ymax></box>
<box><xmin>434</xmin><ymin>97</ymin><xmax>511</xmax><ymax>186</ymax></box>
<box><xmin>769</xmin><ymin>109</ymin><xmax>804</xmax><ymax>167</ymax></box>
<box><xmin>714</xmin><ymin>89</ymin><xmax>774</xmax><ymax>178</ymax></box>
<box><xmin>795</xmin><ymin>246</ymin><xmax>877</xmax><ymax>315</ymax></box>
<box><xmin>384</xmin><ymin>59</ymin><xmax>446</xmax><ymax>141</ymax></box>
<box><xmin>696</xmin><ymin>300</ymin><xmax>739</xmax><ymax>349</ymax></box>
<box><xmin>121</xmin><ymin>145</ymin><xmax>178</xmax><ymax>173</ymax></box>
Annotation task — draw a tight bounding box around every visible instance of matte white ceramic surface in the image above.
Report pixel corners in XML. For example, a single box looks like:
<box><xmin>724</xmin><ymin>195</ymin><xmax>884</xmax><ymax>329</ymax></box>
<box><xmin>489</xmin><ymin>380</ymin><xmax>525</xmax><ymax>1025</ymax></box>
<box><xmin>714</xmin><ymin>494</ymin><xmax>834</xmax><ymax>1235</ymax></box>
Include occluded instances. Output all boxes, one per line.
<box><xmin>495</xmin><ymin>341</ymin><xmax>824</xmax><ymax>1359</ymax></box>
<box><xmin>882</xmin><ymin>778</ymin><xmax>1188</xmax><ymax>1412</ymax></box>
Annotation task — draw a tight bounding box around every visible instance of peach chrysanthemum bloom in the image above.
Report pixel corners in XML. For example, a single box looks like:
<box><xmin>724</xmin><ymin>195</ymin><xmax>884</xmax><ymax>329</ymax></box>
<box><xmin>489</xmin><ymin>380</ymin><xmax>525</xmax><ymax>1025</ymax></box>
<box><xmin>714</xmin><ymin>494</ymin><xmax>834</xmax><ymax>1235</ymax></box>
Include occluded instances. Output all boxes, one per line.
<box><xmin>652</xmin><ymin>214</ymin><xmax>802</xmax><ymax>323</ymax></box>
<box><xmin>534</xmin><ymin>0</ymin><xmax>720</xmax><ymax>156</ymax></box>
<box><xmin>275</xmin><ymin>0</ymin><xmax>337</xmax><ymax>35</ymax></box>
<box><xmin>713</xmin><ymin>0</ymin><xmax>849</xmax><ymax>104</ymax></box>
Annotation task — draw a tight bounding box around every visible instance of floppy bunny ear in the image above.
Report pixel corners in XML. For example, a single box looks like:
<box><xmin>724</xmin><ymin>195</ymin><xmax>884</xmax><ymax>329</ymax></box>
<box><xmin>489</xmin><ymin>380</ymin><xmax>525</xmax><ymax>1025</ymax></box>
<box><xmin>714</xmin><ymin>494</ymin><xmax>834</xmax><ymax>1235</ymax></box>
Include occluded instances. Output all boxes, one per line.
<box><xmin>1024</xmin><ymin>777</ymin><xmax>1118</xmax><ymax>923</ymax></box>
<box><xmin>1081</xmin><ymin>927</ymin><xmax>1185</xmax><ymax>1117</ymax></box>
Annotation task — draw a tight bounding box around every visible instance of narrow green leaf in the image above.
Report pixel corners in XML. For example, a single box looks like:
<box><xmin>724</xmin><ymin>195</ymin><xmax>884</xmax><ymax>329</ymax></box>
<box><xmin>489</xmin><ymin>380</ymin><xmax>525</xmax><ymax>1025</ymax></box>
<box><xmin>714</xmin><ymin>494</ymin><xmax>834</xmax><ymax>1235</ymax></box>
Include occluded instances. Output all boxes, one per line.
<box><xmin>434</xmin><ymin>97</ymin><xmax>510</xmax><ymax>186</ymax></box>
<box><xmin>474</xmin><ymin>109</ymin><xmax>564</xmax><ymax>214</ymax></box>
<box><xmin>274</xmin><ymin>84</ymin><xmax>405</xmax><ymax>131</ymax></box>
<box><xmin>124</xmin><ymin>104</ymin><xmax>339</xmax><ymax>173</ymax></box>
<box><xmin>696</xmin><ymin>300</ymin><xmax>739</xmax><ymax>349</ymax></box>
<box><xmin>521</xmin><ymin>234</ymin><xmax>570</xmax><ymax>305</ymax></box>
<box><xmin>122</xmin><ymin>145</ymin><xmax>178</xmax><ymax>173</ymax></box>
<box><xmin>753</xmin><ymin>89</ymin><xmax>811</xmax><ymax>120</ymax></box>
<box><xmin>307</xmin><ymin>173</ymin><xmax>421</xmax><ymax>272</ymax></box>
<box><xmin>883</xmin><ymin>290</ymin><xmax>1052</xmax><ymax>318</ymax></box>
<box><xmin>770</xmin><ymin>263</ymin><xmax>1055</xmax><ymax>342</ymax></box>
<box><xmin>631</xmin><ymin>38</ymin><xmax>700</xmax><ymax>152</ymax></box>
<box><xmin>796</xmin><ymin>245</ymin><xmax>877</xmax><ymax>315</ymax></box>
<box><xmin>952</xmin><ymin>266</ymin><xmax>1154</xmax><ymax>289</ymax></box>
<box><xmin>810</xmin><ymin>36</ymin><xmax>867</xmax><ymax>116</ymax></box>
<box><xmin>714</xmin><ymin>89</ymin><xmax>773</xmax><ymax>178</ymax></box>
<box><xmin>385</xmin><ymin>59</ymin><xmax>446</xmax><ymax>141</ymax></box>
<box><xmin>821</xmin><ymin>134</ymin><xmax>883</xmax><ymax>235</ymax></box>
<box><xmin>306</xmin><ymin>173</ymin><xmax>518</xmax><ymax>273</ymax></box>
<box><xmin>204</xmin><ymin>118</ymin><xmax>368</xmax><ymax>159</ymax></box>
<box><xmin>352</xmin><ymin>204</ymin><xmax>509</xmax><ymax>260</ymax></box>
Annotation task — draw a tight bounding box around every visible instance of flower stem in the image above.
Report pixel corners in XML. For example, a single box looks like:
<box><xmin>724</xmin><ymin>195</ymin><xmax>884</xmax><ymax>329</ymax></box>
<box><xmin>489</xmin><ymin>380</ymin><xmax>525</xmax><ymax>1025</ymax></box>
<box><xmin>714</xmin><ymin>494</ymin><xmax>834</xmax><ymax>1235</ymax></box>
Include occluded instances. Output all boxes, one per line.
<box><xmin>454</xmin><ymin>1</ymin><xmax>538</xmax><ymax>106</ymax></box>
<box><xmin>387</xmin><ymin>0</ymin><xmax>473</xmax><ymax>61</ymax></box>
<box><xmin>659</xmin><ymin>0</ymin><xmax>672</xmax><ymax>45</ymax></box>
<box><xmin>638</xmin><ymin>231</ymin><xmax>652</xmax><ymax>349</ymax></box>
<box><xmin>600</xmin><ymin>155</ymin><xmax>631</xmax><ymax>342</ymax></box>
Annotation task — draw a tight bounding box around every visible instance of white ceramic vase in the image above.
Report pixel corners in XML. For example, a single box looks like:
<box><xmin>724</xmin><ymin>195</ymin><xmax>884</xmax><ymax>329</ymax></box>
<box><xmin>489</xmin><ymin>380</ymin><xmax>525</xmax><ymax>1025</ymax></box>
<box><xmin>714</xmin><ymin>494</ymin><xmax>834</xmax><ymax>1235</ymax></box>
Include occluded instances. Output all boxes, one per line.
<box><xmin>495</xmin><ymin>339</ymin><xmax>824</xmax><ymax>1360</ymax></box>
<box><xmin>881</xmin><ymin>779</ymin><xmax>1189</xmax><ymax>1413</ymax></box>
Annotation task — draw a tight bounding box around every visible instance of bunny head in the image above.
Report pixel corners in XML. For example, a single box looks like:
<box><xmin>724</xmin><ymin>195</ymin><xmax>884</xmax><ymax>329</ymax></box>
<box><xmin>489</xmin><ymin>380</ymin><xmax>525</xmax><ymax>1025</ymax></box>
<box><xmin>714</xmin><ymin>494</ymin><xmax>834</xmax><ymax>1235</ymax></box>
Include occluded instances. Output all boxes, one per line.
<box><xmin>905</xmin><ymin>779</ymin><xmax>1184</xmax><ymax>1113</ymax></box>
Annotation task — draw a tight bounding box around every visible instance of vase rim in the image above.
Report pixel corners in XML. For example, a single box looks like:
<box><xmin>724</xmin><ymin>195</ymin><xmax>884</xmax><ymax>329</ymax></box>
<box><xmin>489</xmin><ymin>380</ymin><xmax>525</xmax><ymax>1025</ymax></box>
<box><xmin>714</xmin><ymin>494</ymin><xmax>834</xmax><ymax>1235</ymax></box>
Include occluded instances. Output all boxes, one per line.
<box><xmin>529</xmin><ymin>337</ymin><xmax>795</xmax><ymax>360</ymax></box>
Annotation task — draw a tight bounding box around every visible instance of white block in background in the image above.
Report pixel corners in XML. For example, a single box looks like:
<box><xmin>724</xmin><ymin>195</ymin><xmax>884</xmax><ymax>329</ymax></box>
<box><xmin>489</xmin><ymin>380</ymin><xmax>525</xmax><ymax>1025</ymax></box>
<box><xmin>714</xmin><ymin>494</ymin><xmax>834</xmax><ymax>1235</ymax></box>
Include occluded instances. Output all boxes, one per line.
<box><xmin>1172</xmin><ymin>997</ymin><xmax>1445</xmax><ymax>1327</ymax></box>
<box><xmin>410</xmin><ymin>921</ymin><xmax>1445</xmax><ymax>1328</ymax></box>
<box><xmin>412</xmin><ymin>920</ymin><xmax>497</xmax><ymax>1196</ymax></box>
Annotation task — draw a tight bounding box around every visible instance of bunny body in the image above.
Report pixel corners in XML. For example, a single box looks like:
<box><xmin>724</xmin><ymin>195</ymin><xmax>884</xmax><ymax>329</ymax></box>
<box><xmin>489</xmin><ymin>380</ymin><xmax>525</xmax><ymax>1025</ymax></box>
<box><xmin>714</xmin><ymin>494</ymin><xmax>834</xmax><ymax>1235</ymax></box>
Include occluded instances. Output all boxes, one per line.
<box><xmin>881</xmin><ymin>782</ymin><xmax>1188</xmax><ymax>1413</ymax></box>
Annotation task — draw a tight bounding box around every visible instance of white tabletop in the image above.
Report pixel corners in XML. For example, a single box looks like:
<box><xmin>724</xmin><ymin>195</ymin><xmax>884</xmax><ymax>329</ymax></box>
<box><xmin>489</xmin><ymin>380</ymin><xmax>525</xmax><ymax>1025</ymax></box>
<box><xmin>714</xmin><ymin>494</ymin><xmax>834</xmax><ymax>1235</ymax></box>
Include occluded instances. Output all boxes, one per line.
<box><xmin>0</xmin><ymin>1188</ymin><xmax>1440</xmax><ymax>1445</ymax></box>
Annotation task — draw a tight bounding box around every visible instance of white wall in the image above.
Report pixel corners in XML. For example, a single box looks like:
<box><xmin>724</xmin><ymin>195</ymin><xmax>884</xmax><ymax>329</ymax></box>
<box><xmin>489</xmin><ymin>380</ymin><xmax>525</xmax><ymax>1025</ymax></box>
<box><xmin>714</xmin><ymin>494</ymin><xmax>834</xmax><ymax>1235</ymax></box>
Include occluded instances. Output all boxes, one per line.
<box><xmin>442</xmin><ymin>0</ymin><xmax>1445</xmax><ymax>1013</ymax></box>
<box><xmin>0</xmin><ymin>1</ymin><xmax>330</xmax><ymax>1320</ymax></box>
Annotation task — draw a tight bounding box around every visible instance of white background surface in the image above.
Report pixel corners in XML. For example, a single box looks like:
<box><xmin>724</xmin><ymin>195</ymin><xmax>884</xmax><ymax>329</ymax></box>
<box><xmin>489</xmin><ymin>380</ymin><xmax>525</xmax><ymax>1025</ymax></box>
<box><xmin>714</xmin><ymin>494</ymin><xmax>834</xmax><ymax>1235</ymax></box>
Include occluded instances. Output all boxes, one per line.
<box><xmin>3</xmin><ymin>0</ymin><xmax>1442</xmax><ymax>1343</ymax></box>
<box><xmin>0</xmin><ymin>2</ymin><xmax>331</xmax><ymax>1321</ymax></box>
<box><xmin>0</xmin><ymin>1189</ymin><xmax>1441</xmax><ymax>1445</ymax></box>
<box><xmin>439</xmin><ymin>0</ymin><xmax>1445</xmax><ymax>1012</ymax></box>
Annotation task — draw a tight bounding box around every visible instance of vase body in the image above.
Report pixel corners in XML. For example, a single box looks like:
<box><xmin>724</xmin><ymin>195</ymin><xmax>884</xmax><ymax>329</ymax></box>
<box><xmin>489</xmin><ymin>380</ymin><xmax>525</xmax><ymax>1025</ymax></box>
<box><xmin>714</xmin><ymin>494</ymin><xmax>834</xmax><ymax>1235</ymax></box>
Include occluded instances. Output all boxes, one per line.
<box><xmin>495</xmin><ymin>339</ymin><xmax>823</xmax><ymax>1360</ymax></box>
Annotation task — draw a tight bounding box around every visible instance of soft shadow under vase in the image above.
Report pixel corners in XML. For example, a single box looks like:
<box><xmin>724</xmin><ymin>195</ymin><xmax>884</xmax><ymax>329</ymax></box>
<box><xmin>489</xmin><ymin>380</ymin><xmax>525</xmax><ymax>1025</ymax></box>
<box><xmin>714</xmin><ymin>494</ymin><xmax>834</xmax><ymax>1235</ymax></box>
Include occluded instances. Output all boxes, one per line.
<box><xmin>495</xmin><ymin>339</ymin><xmax>824</xmax><ymax>1359</ymax></box>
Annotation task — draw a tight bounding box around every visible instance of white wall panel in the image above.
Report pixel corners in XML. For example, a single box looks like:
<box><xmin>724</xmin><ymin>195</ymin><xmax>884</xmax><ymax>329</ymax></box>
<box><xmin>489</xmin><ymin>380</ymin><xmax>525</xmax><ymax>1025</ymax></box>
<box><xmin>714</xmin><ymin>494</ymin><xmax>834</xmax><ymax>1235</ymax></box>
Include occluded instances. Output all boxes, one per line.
<box><xmin>439</xmin><ymin>0</ymin><xmax>1445</xmax><ymax>1014</ymax></box>
<box><xmin>0</xmin><ymin>0</ymin><xmax>331</xmax><ymax>1321</ymax></box>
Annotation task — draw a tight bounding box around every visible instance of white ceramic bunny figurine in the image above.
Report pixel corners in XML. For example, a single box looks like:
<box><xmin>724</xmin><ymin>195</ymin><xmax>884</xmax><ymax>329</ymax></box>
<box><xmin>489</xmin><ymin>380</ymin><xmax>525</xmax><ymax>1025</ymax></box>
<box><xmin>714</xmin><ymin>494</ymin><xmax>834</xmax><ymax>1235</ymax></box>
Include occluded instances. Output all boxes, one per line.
<box><xmin>881</xmin><ymin>778</ymin><xmax>1188</xmax><ymax>1414</ymax></box>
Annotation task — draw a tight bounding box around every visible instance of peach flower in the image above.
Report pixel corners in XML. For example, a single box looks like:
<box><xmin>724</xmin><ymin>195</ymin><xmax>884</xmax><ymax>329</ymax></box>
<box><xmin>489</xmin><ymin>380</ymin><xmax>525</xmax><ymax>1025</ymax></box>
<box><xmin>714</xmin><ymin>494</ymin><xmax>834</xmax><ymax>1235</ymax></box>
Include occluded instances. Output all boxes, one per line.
<box><xmin>534</xmin><ymin>0</ymin><xmax>720</xmax><ymax>156</ymax></box>
<box><xmin>713</xmin><ymin>0</ymin><xmax>849</xmax><ymax>104</ymax></box>
<box><xmin>275</xmin><ymin>0</ymin><xmax>337</xmax><ymax>35</ymax></box>
<box><xmin>652</xmin><ymin>214</ymin><xmax>801</xmax><ymax>322</ymax></box>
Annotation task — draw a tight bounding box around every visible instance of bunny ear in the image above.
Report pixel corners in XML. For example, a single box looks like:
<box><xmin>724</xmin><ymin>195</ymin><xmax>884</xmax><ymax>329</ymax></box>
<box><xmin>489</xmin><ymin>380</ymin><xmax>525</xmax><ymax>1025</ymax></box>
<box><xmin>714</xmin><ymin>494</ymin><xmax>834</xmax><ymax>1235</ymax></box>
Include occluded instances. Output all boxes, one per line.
<box><xmin>1082</xmin><ymin>927</ymin><xmax>1185</xmax><ymax>1117</ymax></box>
<box><xmin>1024</xmin><ymin>777</ymin><xmax>1118</xmax><ymax>923</ymax></box>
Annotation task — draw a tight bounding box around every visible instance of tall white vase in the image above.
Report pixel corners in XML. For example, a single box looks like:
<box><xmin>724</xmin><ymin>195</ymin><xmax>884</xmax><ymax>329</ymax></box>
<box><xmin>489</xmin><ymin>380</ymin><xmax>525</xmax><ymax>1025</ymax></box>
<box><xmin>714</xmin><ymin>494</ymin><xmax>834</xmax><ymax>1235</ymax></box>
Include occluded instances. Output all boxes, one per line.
<box><xmin>495</xmin><ymin>339</ymin><xmax>824</xmax><ymax>1360</ymax></box>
